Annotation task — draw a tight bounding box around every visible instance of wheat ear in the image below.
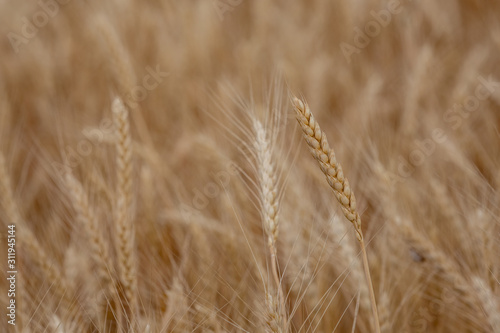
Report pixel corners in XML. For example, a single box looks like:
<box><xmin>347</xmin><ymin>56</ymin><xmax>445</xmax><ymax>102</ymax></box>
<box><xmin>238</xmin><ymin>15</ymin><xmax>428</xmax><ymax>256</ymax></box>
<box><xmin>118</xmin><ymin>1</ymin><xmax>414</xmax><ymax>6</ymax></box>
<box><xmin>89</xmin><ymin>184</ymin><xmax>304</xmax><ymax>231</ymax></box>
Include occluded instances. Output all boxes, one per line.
<box><xmin>112</xmin><ymin>97</ymin><xmax>138</xmax><ymax>320</ymax></box>
<box><xmin>253</xmin><ymin>119</ymin><xmax>287</xmax><ymax>332</ymax></box>
<box><xmin>65</xmin><ymin>173</ymin><xmax>113</xmax><ymax>291</ymax></box>
<box><xmin>292</xmin><ymin>97</ymin><xmax>381</xmax><ymax>333</ymax></box>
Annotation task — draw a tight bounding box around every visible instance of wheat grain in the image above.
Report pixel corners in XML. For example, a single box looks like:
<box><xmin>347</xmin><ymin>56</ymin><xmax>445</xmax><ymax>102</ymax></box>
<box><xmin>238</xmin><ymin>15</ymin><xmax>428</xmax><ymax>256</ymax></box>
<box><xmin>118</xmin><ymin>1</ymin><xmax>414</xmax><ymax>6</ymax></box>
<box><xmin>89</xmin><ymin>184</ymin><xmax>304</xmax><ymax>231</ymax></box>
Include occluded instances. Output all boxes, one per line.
<box><xmin>292</xmin><ymin>97</ymin><xmax>381</xmax><ymax>333</ymax></box>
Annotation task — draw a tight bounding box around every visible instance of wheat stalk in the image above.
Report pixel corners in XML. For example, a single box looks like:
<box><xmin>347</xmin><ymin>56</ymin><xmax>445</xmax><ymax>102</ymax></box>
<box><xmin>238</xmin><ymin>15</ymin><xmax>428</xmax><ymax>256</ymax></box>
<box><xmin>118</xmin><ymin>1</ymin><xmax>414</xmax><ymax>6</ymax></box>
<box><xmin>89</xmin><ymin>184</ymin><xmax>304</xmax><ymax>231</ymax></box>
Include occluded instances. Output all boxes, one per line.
<box><xmin>0</xmin><ymin>153</ymin><xmax>86</xmax><ymax>329</ymax></box>
<box><xmin>65</xmin><ymin>173</ymin><xmax>114</xmax><ymax>290</ymax></box>
<box><xmin>112</xmin><ymin>97</ymin><xmax>138</xmax><ymax>323</ymax></box>
<box><xmin>253</xmin><ymin>119</ymin><xmax>288</xmax><ymax>332</ymax></box>
<box><xmin>292</xmin><ymin>97</ymin><xmax>381</xmax><ymax>333</ymax></box>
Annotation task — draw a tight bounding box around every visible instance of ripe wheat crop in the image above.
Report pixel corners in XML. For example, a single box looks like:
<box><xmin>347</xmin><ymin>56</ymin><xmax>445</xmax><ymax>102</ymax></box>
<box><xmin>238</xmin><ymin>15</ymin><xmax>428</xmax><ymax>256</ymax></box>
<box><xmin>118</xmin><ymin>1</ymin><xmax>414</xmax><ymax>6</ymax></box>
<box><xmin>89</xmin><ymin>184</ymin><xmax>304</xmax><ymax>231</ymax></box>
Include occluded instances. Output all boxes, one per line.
<box><xmin>1</xmin><ymin>1</ymin><xmax>499</xmax><ymax>332</ymax></box>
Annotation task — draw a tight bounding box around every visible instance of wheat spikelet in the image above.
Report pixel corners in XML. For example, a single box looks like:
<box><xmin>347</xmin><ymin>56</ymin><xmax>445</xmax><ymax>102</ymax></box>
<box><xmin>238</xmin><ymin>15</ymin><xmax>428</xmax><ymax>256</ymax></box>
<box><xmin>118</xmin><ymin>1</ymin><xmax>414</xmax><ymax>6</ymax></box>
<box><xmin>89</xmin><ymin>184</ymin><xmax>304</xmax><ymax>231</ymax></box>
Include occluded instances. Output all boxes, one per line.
<box><xmin>112</xmin><ymin>97</ymin><xmax>138</xmax><ymax>321</ymax></box>
<box><xmin>253</xmin><ymin>119</ymin><xmax>288</xmax><ymax>332</ymax></box>
<box><xmin>292</xmin><ymin>97</ymin><xmax>380</xmax><ymax>333</ymax></box>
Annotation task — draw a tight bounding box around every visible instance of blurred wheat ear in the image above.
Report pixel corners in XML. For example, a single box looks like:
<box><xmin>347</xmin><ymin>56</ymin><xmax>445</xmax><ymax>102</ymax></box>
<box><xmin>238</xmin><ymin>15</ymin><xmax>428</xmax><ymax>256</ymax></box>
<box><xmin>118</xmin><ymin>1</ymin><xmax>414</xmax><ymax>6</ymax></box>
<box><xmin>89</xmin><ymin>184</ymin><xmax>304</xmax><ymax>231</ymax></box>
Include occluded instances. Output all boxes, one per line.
<box><xmin>112</xmin><ymin>97</ymin><xmax>138</xmax><ymax>327</ymax></box>
<box><xmin>292</xmin><ymin>96</ymin><xmax>381</xmax><ymax>333</ymax></box>
<box><xmin>253</xmin><ymin>118</ymin><xmax>288</xmax><ymax>332</ymax></box>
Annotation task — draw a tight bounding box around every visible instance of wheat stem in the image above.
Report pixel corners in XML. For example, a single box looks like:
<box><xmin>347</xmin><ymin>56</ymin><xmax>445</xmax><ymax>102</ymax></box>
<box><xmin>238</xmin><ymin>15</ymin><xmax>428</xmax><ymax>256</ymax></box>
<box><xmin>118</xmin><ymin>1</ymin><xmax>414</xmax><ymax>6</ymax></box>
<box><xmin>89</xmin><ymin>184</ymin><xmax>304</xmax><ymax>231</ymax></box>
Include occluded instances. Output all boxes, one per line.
<box><xmin>292</xmin><ymin>97</ymin><xmax>381</xmax><ymax>333</ymax></box>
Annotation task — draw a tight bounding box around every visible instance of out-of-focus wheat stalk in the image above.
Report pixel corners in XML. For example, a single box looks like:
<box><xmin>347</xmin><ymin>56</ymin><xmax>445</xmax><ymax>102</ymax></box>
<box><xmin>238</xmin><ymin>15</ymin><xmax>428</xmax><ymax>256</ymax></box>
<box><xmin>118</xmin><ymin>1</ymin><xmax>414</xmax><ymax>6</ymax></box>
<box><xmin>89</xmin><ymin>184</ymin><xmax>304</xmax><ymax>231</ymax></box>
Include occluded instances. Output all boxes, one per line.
<box><xmin>0</xmin><ymin>153</ymin><xmax>83</xmax><ymax>329</ymax></box>
<box><xmin>292</xmin><ymin>97</ymin><xmax>381</xmax><ymax>333</ymax></box>
<box><xmin>64</xmin><ymin>172</ymin><xmax>114</xmax><ymax>304</ymax></box>
<box><xmin>112</xmin><ymin>97</ymin><xmax>138</xmax><ymax>323</ymax></box>
<box><xmin>253</xmin><ymin>119</ymin><xmax>288</xmax><ymax>332</ymax></box>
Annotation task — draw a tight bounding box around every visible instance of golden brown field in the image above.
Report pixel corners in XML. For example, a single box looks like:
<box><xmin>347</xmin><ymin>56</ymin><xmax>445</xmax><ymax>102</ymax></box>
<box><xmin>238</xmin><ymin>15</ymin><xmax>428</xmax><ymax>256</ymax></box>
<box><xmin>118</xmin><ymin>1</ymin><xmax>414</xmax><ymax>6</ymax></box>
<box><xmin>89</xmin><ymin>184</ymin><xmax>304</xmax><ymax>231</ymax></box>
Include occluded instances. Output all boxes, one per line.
<box><xmin>1</xmin><ymin>0</ymin><xmax>500</xmax><ymax>332</ymax></box>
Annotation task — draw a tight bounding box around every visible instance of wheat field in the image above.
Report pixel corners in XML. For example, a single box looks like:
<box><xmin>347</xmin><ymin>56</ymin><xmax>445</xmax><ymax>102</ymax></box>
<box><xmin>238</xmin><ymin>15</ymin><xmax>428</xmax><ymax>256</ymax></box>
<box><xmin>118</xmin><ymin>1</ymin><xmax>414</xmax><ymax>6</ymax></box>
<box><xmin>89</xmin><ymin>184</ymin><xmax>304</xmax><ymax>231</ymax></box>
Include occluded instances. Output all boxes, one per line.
<box><xmin>1</xmin><ymin>0</ymin><xmax>500</xmax><ymax>332</ymax></box>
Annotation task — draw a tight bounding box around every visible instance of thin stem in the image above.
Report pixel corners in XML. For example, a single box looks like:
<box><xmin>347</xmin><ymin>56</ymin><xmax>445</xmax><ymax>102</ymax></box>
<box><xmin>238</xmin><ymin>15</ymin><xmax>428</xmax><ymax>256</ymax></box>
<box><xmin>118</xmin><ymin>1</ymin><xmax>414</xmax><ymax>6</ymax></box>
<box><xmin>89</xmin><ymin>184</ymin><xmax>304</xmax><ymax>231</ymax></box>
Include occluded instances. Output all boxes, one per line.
<box><xmin>360</xmin><ymin>238</ymin><xmax>380</xmax><ymax>333</ymax></box>
<box><xmin>270</xmin><ymin>247</ymin><xmax>287</xmax><ymax>330</ymax></box>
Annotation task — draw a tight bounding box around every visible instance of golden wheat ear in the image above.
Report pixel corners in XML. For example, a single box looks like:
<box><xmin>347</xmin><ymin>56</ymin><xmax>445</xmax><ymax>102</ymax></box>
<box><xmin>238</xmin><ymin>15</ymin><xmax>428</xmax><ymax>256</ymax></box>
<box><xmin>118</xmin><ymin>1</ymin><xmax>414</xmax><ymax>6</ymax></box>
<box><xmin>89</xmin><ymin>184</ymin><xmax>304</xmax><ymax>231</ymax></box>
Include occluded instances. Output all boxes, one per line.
<box><xmin>292</xmin><ymin>96</ymin><xmax>381</xmax><ymax>333</ymax></box>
